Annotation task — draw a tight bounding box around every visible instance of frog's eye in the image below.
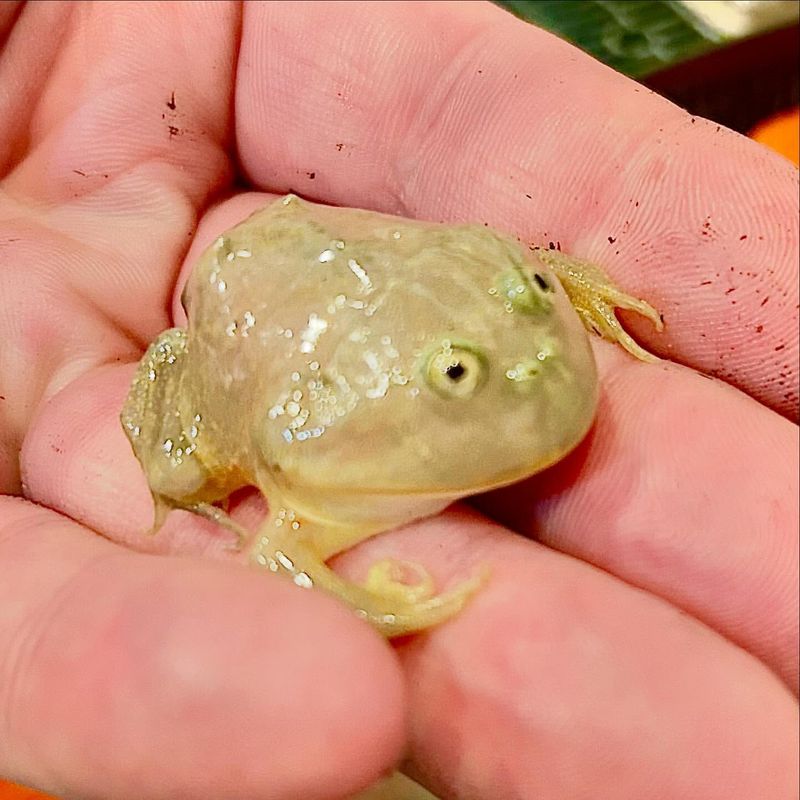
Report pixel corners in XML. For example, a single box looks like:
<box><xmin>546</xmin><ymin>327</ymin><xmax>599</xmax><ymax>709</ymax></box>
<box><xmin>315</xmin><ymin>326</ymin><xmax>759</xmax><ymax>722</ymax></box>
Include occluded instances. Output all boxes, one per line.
<box><xmin>424</xmin><ymin>342</ymin><xmax>488</xmax><ymax>399</ymax></box>
<box><xmin>492</xmin><ymin>267</ymin><xmax>553</xmax><ymax>314</ymax></box>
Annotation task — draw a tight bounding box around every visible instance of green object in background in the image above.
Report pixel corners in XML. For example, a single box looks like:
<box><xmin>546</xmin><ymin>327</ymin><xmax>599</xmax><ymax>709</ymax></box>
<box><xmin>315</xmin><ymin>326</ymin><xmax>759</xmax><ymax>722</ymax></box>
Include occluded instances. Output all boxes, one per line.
<box><xmin>495</xmin><ymin>0</ymin><xmax>799</xmax><ymax>78</ymax></box>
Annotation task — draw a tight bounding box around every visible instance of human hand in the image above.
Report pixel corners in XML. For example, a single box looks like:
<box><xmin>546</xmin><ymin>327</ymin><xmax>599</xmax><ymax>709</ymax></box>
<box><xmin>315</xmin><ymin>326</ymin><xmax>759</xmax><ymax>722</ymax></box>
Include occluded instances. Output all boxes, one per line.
<box><xmin>1</xmin><ymin>2</ymin><xmax>797</xmax><ymax>799</ymax></box>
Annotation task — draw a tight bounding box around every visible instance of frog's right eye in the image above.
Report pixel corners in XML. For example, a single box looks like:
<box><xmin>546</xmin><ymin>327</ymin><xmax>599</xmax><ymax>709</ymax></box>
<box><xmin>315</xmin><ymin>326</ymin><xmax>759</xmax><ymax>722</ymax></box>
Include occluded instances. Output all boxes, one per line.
<box><xmin>423</xmin><ymin>341</ymin><xmax>488</xmax><ymax>399</ymax></box>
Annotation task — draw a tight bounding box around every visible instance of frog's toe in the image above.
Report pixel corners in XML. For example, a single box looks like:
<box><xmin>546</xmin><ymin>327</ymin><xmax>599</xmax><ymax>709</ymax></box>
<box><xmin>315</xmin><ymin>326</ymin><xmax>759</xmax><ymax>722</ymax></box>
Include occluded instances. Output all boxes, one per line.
<box><xmin>362</xmin><ymin>559</ymin><xmax>435</xmax><ymax>604</ymax></box>
<box><xmin>534</xmin><ymin>248</ymin><xmax>663</xmax><ymax>363</ymax></box>
<box><xmin>361</xmin><ymin>566</ymin><xmax>490</xmax><ymax>637</ymax></box>
<box><xmin>576</xmin><ymin>304</ymin><xmax>661</xmax><ymax>364</ymax></box>
<box><xmin>149</xmin><ymin>493</ymin><xmax>174</xmax><ymax>535</ymax></box>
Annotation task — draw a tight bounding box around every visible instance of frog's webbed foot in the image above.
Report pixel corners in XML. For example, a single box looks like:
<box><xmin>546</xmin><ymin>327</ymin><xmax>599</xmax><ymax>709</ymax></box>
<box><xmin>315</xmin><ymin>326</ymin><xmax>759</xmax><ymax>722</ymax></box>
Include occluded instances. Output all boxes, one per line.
<box><xmin>353</xmin><ymin>559</ymin><xmax>485</xmax><ymax>637</ymax></box>
<box><xmin>185</xmin><ymin>502</ymin><xmax>251</xmax><ymax>550</ymax></box>
<box><xmin>533</xmin><ymin>248</ymin><xmax>663</xmax><ymax>363</ymax></box>
<box><xmin>250</xmin><ymin>521</ymin><xmax>486</xmax><ymax>637</ymax></box>
<box><xmin>145</xmin><ymin>495</ymin><xmax>251</xmax><ymax>550</ymax></box>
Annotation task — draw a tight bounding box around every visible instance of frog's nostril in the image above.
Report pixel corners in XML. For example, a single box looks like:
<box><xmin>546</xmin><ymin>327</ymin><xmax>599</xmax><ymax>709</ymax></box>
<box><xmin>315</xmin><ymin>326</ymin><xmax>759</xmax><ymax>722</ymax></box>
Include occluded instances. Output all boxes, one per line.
<box><xmin>505</xmin><ymin>360</ymin><xmax>540</xmax><ymax>382</ymax></box>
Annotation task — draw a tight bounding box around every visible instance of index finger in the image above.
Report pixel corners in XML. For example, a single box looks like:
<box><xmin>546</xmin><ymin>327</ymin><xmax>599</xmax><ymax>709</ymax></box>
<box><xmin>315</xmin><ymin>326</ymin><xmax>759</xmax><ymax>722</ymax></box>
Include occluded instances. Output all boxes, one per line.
<box><xmin>235</xmin><ymin>0</ymin><xmax>798</xmax><ymax>418</ymax></box>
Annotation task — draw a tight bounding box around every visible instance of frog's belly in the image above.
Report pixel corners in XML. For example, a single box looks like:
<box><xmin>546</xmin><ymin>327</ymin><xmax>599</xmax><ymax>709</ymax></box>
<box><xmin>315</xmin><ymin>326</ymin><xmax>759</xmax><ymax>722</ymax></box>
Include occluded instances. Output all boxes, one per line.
<box><xmin>279</xmin><ymin>489</ymin><xmax>457</xmax><ymax>560</ymax></box>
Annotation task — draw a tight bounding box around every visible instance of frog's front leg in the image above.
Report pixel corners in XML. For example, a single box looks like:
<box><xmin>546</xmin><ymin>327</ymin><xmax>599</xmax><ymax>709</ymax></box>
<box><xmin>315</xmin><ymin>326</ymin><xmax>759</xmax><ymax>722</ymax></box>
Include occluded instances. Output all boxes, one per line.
<box><xmin>249</xmin><ymin>510</ymin><xmax>485</xmax><ymax>637</ymax></box>
<box><xmin>533</xmin><ymin>248</ymin><xmax>664</xmax><ymax>362</ymax></box>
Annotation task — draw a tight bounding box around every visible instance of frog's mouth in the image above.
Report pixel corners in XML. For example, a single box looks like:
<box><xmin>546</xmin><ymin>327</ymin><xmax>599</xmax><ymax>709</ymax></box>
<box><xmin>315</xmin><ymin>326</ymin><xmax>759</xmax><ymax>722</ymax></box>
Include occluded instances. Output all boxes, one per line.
<box><xmin>337</xmin><ymin>409</ymin><xmax>595</xmax><ymax>500</ymax></box>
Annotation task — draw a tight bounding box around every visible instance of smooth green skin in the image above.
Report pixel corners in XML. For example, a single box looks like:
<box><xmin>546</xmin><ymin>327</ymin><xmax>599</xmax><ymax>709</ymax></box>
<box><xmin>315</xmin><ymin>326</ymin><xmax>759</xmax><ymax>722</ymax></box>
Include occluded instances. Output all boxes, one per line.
<box><xmin>122</xmin><ymin>194</ymin><xmax>663</xmax><ymax>636</ymax></box>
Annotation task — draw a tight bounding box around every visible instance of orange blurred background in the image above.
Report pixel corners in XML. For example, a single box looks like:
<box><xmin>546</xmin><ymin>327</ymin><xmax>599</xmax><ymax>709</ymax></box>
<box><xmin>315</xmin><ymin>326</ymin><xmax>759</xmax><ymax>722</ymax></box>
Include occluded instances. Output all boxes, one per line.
<box><xmin>749</xmin><ymin>107</ymin><xmax>800</xmax><ymax>165</ymax></box>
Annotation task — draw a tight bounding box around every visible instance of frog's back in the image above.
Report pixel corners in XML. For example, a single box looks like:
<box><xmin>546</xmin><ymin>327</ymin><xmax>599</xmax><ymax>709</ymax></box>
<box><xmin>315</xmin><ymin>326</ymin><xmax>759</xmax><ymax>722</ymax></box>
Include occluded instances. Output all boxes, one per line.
<box><xmin>177</xmin><ymin>195</ymin><xmax>598</xmax><ymax>508</ymax></box>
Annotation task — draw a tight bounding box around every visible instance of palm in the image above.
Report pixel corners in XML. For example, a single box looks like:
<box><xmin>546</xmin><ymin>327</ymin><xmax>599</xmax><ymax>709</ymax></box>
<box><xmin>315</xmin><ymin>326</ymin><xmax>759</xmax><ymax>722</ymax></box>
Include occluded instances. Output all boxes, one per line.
<box><xmin>1</xmin><ymin>3</ymin><xmax>796</xmax><ymax>800</ymax></box>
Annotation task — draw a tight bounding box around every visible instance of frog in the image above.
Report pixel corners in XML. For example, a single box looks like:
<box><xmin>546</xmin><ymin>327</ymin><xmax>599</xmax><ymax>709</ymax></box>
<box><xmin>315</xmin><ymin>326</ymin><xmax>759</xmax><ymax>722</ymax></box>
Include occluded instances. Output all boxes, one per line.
<box><xmin>121</xmin><ymin>194</ymin><xmax>662</xmax><ymax>638</ymax></box>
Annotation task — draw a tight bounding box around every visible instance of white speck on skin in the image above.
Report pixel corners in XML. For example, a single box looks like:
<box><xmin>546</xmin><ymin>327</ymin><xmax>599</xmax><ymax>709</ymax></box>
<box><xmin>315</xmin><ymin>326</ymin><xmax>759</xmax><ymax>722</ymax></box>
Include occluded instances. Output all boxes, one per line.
<box><xmin>299</xmin><ymin>313</ymin><xmax>328</xmax><ymax>354</ymax></box>
<box><xmin>349</xmin><ymin>327</ymin><xmax>368</xmax><ymax>344</ymax></box>
<box><xmin>241</xmin><ymin>310</ymin><xmax>255</xmax><ymax>336</ymax></box>
<box><xmin>366</xmin><ymin>373</ymin><xmax>390</xmax><ymax>399</ymax></box>
<box><xmin>347</xmin><ymin>258</ymin><xmax>373</xmax><ymax>293</ymax></box>
<box><xmin>275</xmin><ymin>550</ymin><xmax>295</xmax><ymax>571</ymax></box>
<box><xmin>294</xmin><ymin>572</ymin><xmax>313</xmax><ymax>589</ymax></box>
<box><xmin>318</xmin><ymin>249</ymin><xmax>336</xmax><ymax>263</ymax></box>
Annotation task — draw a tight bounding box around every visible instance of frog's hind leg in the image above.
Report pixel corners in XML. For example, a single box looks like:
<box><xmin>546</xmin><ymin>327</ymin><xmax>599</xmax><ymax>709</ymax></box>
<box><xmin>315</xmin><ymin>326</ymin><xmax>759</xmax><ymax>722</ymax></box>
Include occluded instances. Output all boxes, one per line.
<box><xmin>533</xmin><ymin>248</ymin><xmax>663</xmax><ymax>362</ymax></box>
<box><xmin>122</xmin><ymin>328</ymin><xmax>234</xmax><ymax>536</ymax></box>
<box><xmin>250</xmin><ymin>516</ymin><xmax>486</xmax><ymax>637</ymax></box>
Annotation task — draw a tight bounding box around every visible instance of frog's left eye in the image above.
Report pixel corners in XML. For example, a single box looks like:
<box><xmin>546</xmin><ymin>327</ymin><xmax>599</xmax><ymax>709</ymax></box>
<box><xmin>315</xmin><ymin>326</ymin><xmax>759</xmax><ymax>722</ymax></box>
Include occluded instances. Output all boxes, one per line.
<box><xmin>424</xmin><ymin>342</ymin><xmax>488</xmax><ymax>399</ymax></box>
<box><xmin>492</xmin><ymin>267</ymin><xmax>553</xmax><ymax>314</ymax></box>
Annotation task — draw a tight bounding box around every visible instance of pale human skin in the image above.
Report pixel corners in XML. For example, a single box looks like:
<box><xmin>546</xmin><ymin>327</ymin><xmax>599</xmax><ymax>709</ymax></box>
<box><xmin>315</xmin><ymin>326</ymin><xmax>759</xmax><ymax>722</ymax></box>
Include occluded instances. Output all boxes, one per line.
<box><xmin>0</xmin><ymin>3</ymin><xmax>797</xmax><ymax>800</ymax></box>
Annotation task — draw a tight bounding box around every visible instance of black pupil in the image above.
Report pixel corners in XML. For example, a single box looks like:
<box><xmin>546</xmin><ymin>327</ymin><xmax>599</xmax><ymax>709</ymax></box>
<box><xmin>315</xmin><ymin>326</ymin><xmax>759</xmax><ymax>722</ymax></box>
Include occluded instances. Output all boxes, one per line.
<box><xmin>533</xmin><ymin>273</ymin><xmax>550</xmax><ymax>291</ymax></box>
<box><xmin>446</xmin><ymin>362</ymin><xmax>466</xmax><ymax>381</ymax></box>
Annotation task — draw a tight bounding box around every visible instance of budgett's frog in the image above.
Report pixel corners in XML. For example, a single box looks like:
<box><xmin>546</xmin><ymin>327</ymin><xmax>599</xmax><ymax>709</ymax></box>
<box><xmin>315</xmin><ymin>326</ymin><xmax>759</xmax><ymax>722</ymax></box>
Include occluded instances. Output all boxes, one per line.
<box><xmin>121</xmin><ymin>195</ymin><xmax>661</xmax><ymax>637</ymax></box>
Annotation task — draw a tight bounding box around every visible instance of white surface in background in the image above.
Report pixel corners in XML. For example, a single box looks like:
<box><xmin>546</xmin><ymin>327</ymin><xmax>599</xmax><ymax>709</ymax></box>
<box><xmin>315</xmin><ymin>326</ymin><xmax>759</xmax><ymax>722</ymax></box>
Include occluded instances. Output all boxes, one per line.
<box><xmin>681</xmin><ymin>0</ymin><xmax>799</xmax><ymax>37</ymax></box>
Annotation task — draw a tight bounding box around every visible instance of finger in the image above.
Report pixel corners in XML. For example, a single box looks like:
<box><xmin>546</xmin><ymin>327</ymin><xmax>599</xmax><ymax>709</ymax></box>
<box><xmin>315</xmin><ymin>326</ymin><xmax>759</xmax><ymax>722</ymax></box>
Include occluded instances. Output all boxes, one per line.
<box><xmin>236</xmin><ymin>0</ymin><xmax>799</xmax><ymax>418</ymax></box>
<box><xmin>1</xmin><ymin>1</ymin><xmax>238</xmax><ymax>490</ymax></box>
<box><xmin>2</xmin><ymin>0</ymin><xmax>235</xmax><ymax>206</ymax></box>
<box><xmin>0</xmin><ymin>500</ymin><xmax>405</xmax><ymax>800</ymax></box>
<box><xmin>334</xmin><ymin>508</ymin><xmax>798</xmax><ymax>800</ymax></box>
<box><xmin>475</xmin><ymin>342</ymin><xmax>799</xmax><ymax>692</ymax></box>
<box><xmin>0</xmin><ymin>2</ymin><xmax>22</xmax><ymax>54</ymax></box>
